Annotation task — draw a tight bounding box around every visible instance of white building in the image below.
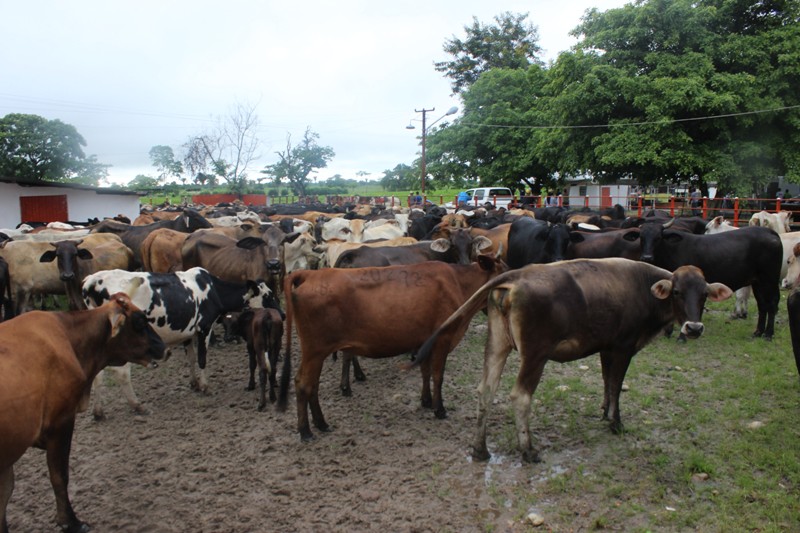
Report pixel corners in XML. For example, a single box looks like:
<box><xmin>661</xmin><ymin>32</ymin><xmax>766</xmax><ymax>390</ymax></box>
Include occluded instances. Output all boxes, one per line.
<box><xmin>0</xmin><ymin>179</ymin><xmax>141</xmax><ymax>229</ymax></box>
<box><xmin>566</xmin><ymin>179</ymin><xmax>633</xmax><ymax>210</ymax></box>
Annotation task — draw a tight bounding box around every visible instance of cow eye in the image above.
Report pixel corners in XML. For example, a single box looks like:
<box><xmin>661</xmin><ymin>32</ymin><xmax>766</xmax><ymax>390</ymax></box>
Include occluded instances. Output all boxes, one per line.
<box><xmin>132</xmin><ymin>312</ymin><xmax>148</xmax><ymax>331</ymax></box>
<box><xmin>672</xmin><ymin>289</ymin><xmax>681</xmax><ymax>297</ymax></box>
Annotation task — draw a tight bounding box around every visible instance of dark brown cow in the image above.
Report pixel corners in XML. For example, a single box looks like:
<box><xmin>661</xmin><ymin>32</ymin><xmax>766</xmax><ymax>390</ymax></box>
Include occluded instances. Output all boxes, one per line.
<box><xmin>279</xmin><ymin>255</ymin><xmax>508</xmax><ymax>440</ymax></box>
<box><xmin>229</xmin><ymin>307</ymin><xmax>286</xmax><ymax>411</ymax></box>
<box><xmin>566</xmin><ymin>228</ymin><xmax>643</xmax><ymax>260</ymax></box>
<box><xmin>413</xmin><ymin>258</ymin><xmax>732</xmax><ymax>463</ymax></box>
<box><xmin>788</xmin><ymin>288</ymin><xmax>800</xmax><ymax>378</ymax></box>
<box><xmin>0</xmin><ymin>293</ymin><xmax>165</xmax><ymax>533</ymax></box>
<box><xmin>181</xmin><ymin>225</ymin><xmax>301</xmax><ymax>297</ymax></box>
<box><xmin>91</xmin><ymin>208</ymin><xmax>212</xmax><ymax>268</ymax></box>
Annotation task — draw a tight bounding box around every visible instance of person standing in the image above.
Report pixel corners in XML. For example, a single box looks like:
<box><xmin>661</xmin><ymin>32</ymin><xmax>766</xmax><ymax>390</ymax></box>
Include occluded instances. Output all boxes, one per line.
<box><xmin>690</xmin><ymin>187</ymin><xmax>702</xmax><ymax>216</ymax></box>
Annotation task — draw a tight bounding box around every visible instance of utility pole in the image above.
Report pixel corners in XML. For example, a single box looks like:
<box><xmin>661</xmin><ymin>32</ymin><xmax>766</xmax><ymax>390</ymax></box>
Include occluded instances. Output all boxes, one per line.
<box><xmin>414</xmin><ymin>107</ymin><xmax>434</xmax><ymax>195</ymax></box>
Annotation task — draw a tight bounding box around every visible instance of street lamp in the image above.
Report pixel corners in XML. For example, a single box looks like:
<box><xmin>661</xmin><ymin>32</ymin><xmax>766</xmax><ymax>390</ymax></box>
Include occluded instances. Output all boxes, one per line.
<box><xmin>407</xmin><ymin>105</ymin><xmax>458</xmax><ymax>195</ymax></box>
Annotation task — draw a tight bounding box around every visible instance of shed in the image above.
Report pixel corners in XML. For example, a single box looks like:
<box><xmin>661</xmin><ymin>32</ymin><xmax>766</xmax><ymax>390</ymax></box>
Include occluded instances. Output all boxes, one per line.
<box><xmin>0</xmin><ymin>179</ymin><xmax>141</xmax><ymax>229</ymax></box>
<box><xmin>566</xmin><ymin>178</ymin><xmax>633</xmax><ymax>210</ymax></box>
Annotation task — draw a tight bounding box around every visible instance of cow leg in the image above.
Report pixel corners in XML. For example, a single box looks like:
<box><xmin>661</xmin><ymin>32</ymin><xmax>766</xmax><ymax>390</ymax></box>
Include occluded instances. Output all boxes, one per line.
<box><xmin>295</xmin><ymin>352</ymin><xmax>330</xmax><ymax>440</ymax></box>
<box><xmin>788</xmin><ymin>290</ymin><xmax>800</xmax><ymax>378</ymax></box>
<box><xmin>339</xmin><ymin>352</ymin><xmax>353</xmax><ymax>397</ymax></box>
<box><xmin>46</xmin><ymin>421</ymin><xmax>89</xmax><ymax>533</ymax></box>
<box><xmin>255</xmin><ymin>337</ymin><xmax>269</xmax><ymax>412</ymax></box>
<box><xmin>752</xmin><ymin>283</ymin><xmax>778</xmax><ymax>339</ymax></box>
<box><xmin>419</xmin><ymin>359</ymin><xmax>433</xmax><ymax>409</ymax></box>
<box><xmin>111</xmin><ymin>364</ymin><xmax>146</xmax><ymax>415</ymax></box>
<box><xmin>352</xmin><ymin>356</ymin><xmax>366</xmax><ymax>381</ymax></box>
<box><xmin>246</xmin><ymin>343</ymin><xmax>257</xmax><ymax>391</ymax></box>
<box><xmin>267</xmin><ymin>329</ymin><xmax>281</xmax><ymax>403</ymax></box>
<box><xmin>90</xmin><ymin>370</ymin><xmax>108</xmax><ymax>420</ymax></box>
<box><xmin>1</xmin><ymin>466</ymin><xmax>13</xmax><ymax>533</ymax></box>
<box><xmin>189</xmin><ymin>334</ymin><xmax>211</xmax><ymax>393</ymax></box>
<box><xmin>732</xmin><ymin>286</ymin><xmax>750</xmax><ymax>319</ymax></box>
<box><xmin>510</xmin><ymin>356</ymin><xmax>547</xmax><ymax>464</ymax></box>
<box><xmin>600</xmin><ymin>350</ymin><xmax>633</xmax><ymax>434</ymax></box>
<box><xmin>473</xmin><ymin>322</ymin><xmax>514</xmax><ymax>462</ymax></box>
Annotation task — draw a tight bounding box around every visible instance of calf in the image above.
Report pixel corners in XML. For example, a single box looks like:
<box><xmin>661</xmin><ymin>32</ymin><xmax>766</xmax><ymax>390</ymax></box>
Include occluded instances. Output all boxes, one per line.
<box><xmin>0</xmin><ymin>294</ymin><xmax>165</xmax><ymax>533</ymax></box>
<box><xmin>82</xmin><ymin>268</ymin><xmax>275</xmax><ymax>418</ymax></box>
<box><xmin>229</xmin><ymin>308</ymin><xmax>286</xmax><ymax>410</ymax></box>
<box><xmin>281</xmin><ymin>255</ymin><xmax>508</xmax><ymax>440</ymax></box>
<box><xmin>413</xmin><ymin>258</ymin><xmax>732</xmax><ymax>463</ymax></box>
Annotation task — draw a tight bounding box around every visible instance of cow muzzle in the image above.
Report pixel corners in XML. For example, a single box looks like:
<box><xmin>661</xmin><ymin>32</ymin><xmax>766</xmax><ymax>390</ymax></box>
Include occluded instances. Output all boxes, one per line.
<box><xmin>60</xmin><ymin>272</ymin><xmax>75</xmax><ymax>281</ymax></box>
<box><xmin>680</xmin><ymin>321</ymin><xmax>705</xmax><ymax>339</ymax></box>
<box><xmin>266</xmin><ymin>259</ymin><xmax>281</xmax><ymax>273</ymax></box>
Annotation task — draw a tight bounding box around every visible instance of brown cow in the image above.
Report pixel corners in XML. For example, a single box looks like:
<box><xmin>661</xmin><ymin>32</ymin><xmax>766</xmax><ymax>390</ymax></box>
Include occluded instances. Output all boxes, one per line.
<box><xmin>413</xmin><ymin>258</ymin><xmax>732</xmax><ymax>463</ymax></box>
<box><xmin>279</xmin><ymin>255</ymin><xmax>508</xmax><ymax>440</ymax></box>
<box><xmin>181</xmin><ymin>225</ymin><xmax>301</xmax><ymax>297</ymax></box>
<box><xmin>229</xmin><ymin>307</ymin><xmax>286</xmax><ymax>411</ymax></box>
<box><xmin>0</xmin><ymin>293</ymin><xmax>165</xmax><ymax>533</ymax></box>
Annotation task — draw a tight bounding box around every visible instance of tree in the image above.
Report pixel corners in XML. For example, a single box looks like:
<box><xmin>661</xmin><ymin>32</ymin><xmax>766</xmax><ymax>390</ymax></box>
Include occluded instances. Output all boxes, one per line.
<box><xmin>0</xmin><ymin>113</ymin><xmax>109</xmax><ymax>184</ymax></box>
<box><xmin>149</xmin><ymin>145</ymin><xmax>184</xmax><ymax>184</ymax></box>
<box><xmin>182</xmin><ymin>101</ymin><xmax>261</xmax><ymax>194</ymax></box>
<box><xmin>262</xmin><ymin>128</ymin><xmax>335</xmax><ymax>197</ymax></box>
<box><xmin>434</xmin><ymin>12</ymin><xmax>544</xmax><ymax>95</ymax></box>
<box><xmin>128</xmin><ymin>174</ymin><xmax>159</xmax><ymax>190</ymax></box>
<box><xmin>380</xmin><ymin>163</ymin><xmax>416</xmax><ymax>191</ymax></box>
<box><xmin>546</xmin><ymin>0</ymin><xmax>800</xmax><ymax>193</ymax></box>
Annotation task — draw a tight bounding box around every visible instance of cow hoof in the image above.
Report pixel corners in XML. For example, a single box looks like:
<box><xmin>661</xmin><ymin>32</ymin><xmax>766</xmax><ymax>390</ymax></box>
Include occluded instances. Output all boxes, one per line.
<box><xmin>354</xmin><ymin>373</ymin><xmax>366</xmax><ymax>382</ymax></box>
<box><xmin>257</xmin><ymin>402</ymin><xmax>267</xmax><ymax>412</ymax></box>
<box><xmin>434</xmin><ymin>407</ymin><xmax>448</xmax><ymax>420</ymax></box>
<box><xmin>421</xmin><ymin>397</ymin><xmax>432</xmax><ymax>409</ymax></box>
<box><xmin>315</xmin><ymin>422</ymin><xmax>332</xmax><ymax>433</ymax></box>
<box><xmin>92</xmin><ymin>411</ymin><xmax>106</xmax><ymax>422</ymax></box>
<box><xmin>246</xmin><ymin>384</ymin><xmax>256</xmax><ymax>391</ymax></box>
<box><xmin>752</xmin><ymin>330</ymin><xmax>764</xmax><ymax>338</ymax></box>
<box><xmin>521</xmin><ymin>449</ymin><xmax>542</xmax><ymax>464</ymax></box>
<box><xmin>340</xmin><ymin>387</ymin><xmax>352</xmax><ymax>397</ymax></box>
<box><xmin>609</xmin><ymin>421</ymin><xmax>625</xmax><ymax>435</ymax></box>
<box><xmin>60</xmin><ymin>520</ymin><xmax>91</xmax><ymax>533</ymax></box>
<box><xmin>132</xmin><ymin>405</ymin><xmax>149</xmax><ymax>416</ymax></box>
<box><xmin>300</xmin><ymin>429</ymin><xmax>315</xmax><ymax>442</ymax></box>
<box><xmin>471</xmin><ymin>447</ymin><xmax>491</xmax><ymax>462</ymax></box>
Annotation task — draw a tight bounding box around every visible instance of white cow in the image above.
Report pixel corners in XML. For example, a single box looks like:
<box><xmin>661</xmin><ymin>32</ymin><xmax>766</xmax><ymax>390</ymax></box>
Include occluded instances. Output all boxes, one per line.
<box><xmin>749</xmin><ymin>210</ymin><xmax>792</xmax><ymax>233</ymax></box>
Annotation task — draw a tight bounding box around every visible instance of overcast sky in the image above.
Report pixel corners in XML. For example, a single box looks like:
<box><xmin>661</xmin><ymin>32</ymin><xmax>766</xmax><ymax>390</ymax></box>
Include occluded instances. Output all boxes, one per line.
<box><xmin>1</xmin><ymin>0</ymin><xmax>628</xmax><ymax>186</ymax></box>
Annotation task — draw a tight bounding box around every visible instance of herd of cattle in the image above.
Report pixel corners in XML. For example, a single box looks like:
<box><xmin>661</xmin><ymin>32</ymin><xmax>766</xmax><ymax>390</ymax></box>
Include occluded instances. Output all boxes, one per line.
<box><xmin>1</xmin><ymin>198</ymin><xmax>800</xmax><ymax>532</ymax></box>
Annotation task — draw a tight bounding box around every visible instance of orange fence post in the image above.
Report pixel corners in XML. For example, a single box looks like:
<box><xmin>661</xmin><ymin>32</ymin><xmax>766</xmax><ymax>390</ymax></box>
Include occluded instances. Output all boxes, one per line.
<box><xmin>777</xmin><ymin>198</ymin><xmax>782</xmax><ymax>212</ymax></box>
<box><xmin>734</xmin><ymin>198</ymin><xmax>740</xmax><ymax>226</ymax></box>
<box><xmin>702</xmin><ymin>197</ymin><xmax>708</xmax><ymax>219</ymax></box>
<box><xmin>637</xmin><ymin>195</ymin><xmax>643</xmax><ymax>217</ymax></box>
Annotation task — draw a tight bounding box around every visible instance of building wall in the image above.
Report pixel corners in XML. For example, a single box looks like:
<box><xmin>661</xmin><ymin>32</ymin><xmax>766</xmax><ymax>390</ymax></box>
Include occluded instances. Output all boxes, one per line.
<box><xmin>567</xmin><ymin>184</ymin><xmax>631</xmax><ymax>210</ymax></box>
<box><xmin>0</xmin><ymin>183</ymin><xmax>140</xmax><ymax>229</ymax></box>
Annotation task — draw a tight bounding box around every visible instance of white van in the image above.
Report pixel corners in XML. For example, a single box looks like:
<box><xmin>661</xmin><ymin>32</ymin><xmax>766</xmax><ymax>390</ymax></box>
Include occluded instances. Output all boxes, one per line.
<box><xmin>448</xmin><ymin>187</ymin><xmax>515</xmax><ymax>209</ymax></box>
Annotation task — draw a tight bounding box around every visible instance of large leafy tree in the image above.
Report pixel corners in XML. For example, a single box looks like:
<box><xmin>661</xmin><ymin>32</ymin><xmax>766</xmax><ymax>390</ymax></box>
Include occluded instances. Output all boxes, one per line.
<box><xmin>426</xmin><ymin>66</ymin><xmax>554</xmax><ymax>192</ymax></box>
<box><xmin>262</xmin><ymin>128</ymin><xmax>335</xmax><ymax>197</ymax></box>
<box><xmin>149</xmin><ymin>145</ymin><xmax>184</xmax><ymax>184</ymax></box>
<box><xmin>434</xmin><ymin>12</ymin><xmax>544</xmax><ymax>95</ymax></box>
<box><xmin>0</xmin><ymin>113</ymin><xmax>109</xmax><ymax>185</ymax></box>
<box><xmin>545</xmin><ymin>0</ymin><xmax>800</xmax><ymax>193</ymax></box>
<box><xmin>379</xmin><ymin>163</ymin><xmax>416</xmax><ymax>192</ymax></box>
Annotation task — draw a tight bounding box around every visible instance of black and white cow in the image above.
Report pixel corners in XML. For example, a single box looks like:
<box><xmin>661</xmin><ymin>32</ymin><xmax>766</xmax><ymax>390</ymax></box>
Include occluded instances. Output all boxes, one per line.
<box><xmin>82</xmin><ymin>267</ymin><xmax>277</xmax><ymax>418</ymax></box>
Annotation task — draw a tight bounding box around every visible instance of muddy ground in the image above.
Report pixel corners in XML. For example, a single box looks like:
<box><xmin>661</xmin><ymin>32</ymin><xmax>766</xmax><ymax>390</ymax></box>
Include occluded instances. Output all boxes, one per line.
<box><xmin>7</xmin><ymin>319</ymin><xmax>677</xmax><ymax>533</ymax></box>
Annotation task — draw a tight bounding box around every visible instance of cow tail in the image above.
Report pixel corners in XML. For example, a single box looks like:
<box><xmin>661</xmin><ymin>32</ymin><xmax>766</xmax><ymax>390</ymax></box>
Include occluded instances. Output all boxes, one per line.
<box><xmin>277</xmin><ymin>272</ymin><xmax>297</xmax><ymax>411</ymax></box>
<box><xmin>407</xmin><ymin>278</ymin><xmax>500</xmax><ymax>370</ymax></box>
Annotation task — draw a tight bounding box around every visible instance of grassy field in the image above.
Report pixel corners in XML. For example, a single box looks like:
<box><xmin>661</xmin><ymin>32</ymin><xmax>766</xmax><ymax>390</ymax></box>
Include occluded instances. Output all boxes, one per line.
<box><xmin>444</xmin><ymin>293</ymin><xmax>800</xmax><ymax>532</ymax></box>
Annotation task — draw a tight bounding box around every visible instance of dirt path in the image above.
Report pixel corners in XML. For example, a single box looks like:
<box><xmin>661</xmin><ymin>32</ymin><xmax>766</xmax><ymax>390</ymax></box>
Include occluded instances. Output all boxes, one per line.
<box><xmin>9</xmin><ymin>322</ymin><xmax>561</xmax><ymax>532</ymax></box>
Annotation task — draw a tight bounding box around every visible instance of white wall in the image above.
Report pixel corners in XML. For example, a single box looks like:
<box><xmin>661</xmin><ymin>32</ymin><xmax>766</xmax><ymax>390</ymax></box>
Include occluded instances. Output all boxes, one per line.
<box><xmin>0</xmin><ymin>182</ymin><xmax>140</xmax><ymax>229</ymax></box>
<box><xmin>567</xmin><ymin>184</ymin><xmax>631</xmax><ymax>210</ymax></box>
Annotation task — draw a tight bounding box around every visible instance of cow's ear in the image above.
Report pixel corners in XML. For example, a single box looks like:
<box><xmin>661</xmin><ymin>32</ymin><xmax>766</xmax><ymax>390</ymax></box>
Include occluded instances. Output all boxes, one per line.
<box><xmin>430</xmin><ymin>238</ymin><xmax>451</xmax><ymax>252</ymax></box>
<box><xmin>476</xmin><ymin>254</ymin><xmax>495</xmax><ymax>271</ymax></box>
<box><xmin>651</xmin><ymin>279</ymin><xmax>672</xmax><ymax>299</ymax></box>
<box><xmin>569</xmin><ymin>232</ymin><xmax>585</xmax><ymax>243</ymax></box>
<box><xmin>473</xmin><ymin>236</ymin><xmax>492</xmax><ymax>252</ymax></box>
<box><xmin>108</xmin><ymin>300</ymin><xmax>128</xmax><ymax>338</ymax></box>
<box><xmin>40</xmin><ymin>250</ymin><xmax>57</xmax><ymax>263</ymax></box>
<box><xmin>237</xmin><ymin>237</ymin><xmax>265</xmax><ymax>250</ymax></box>
<box><xmin>623</xmin><ymin>230</ymin><xmax>640</xmax><ymax>242</ymax></box>
<box><xmin>707</xmin><ymin>282</ymin><xmax>733</xmax><ymax>302</ymax></box>
<box><xmin>663</xmin><ymin>231</ymin><xmax>683</xmax><ymax>243</ymax></box>
<box><xmin>77</xmin><ymin>248</ymin><xmax>94</xmax><ymax>260</ymax></box>
<box><xmin>125</xmin><ymin>277</ymin><xmax>145</xmax><ymax>300</ymax></box>
<box><xmin>284</xmin><ymin>232</ymin><xmax>302</xmax><ymax>244</ymax></box>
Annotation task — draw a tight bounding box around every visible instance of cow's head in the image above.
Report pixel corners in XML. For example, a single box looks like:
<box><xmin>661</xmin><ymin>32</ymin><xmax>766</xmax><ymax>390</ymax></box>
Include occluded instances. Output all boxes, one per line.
<box><xmin>40</xmin><ymin>239</ymin><xmax>93</xmax><ymax>282</ymax></box>
<box><xmin>103</xmin><ymin>292</ymin><xmax>166</xmax><ymax>368</ymax></box>
<box><xmin>782</xmin><ymin>242</ymin><xmax>800</xmax><ymax>290</ymax></box>
<box><xmin>638</xmin><ymin>219</ymin><xmax>674</xmax><ymax>263</ymax></box>
<box><xmin>651</xmin><ymin>265</ymin><xmax>732</xmax><ymax>339</ymax></box>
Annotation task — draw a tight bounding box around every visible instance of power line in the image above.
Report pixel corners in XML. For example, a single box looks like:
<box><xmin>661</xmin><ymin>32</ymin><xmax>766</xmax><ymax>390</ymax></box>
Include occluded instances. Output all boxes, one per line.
<box><xmin>457</xmin><ymin>104</ymin><xmax>800</xmax><ymax>130</ymax></box>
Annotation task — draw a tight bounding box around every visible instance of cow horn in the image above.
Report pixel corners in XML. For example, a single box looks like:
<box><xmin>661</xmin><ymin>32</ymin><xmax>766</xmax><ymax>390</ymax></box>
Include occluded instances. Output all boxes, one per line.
<box><xmin>662</xmin><ymin>218</ymin><xmax>675</xmax><ymax>229</ymax></box>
